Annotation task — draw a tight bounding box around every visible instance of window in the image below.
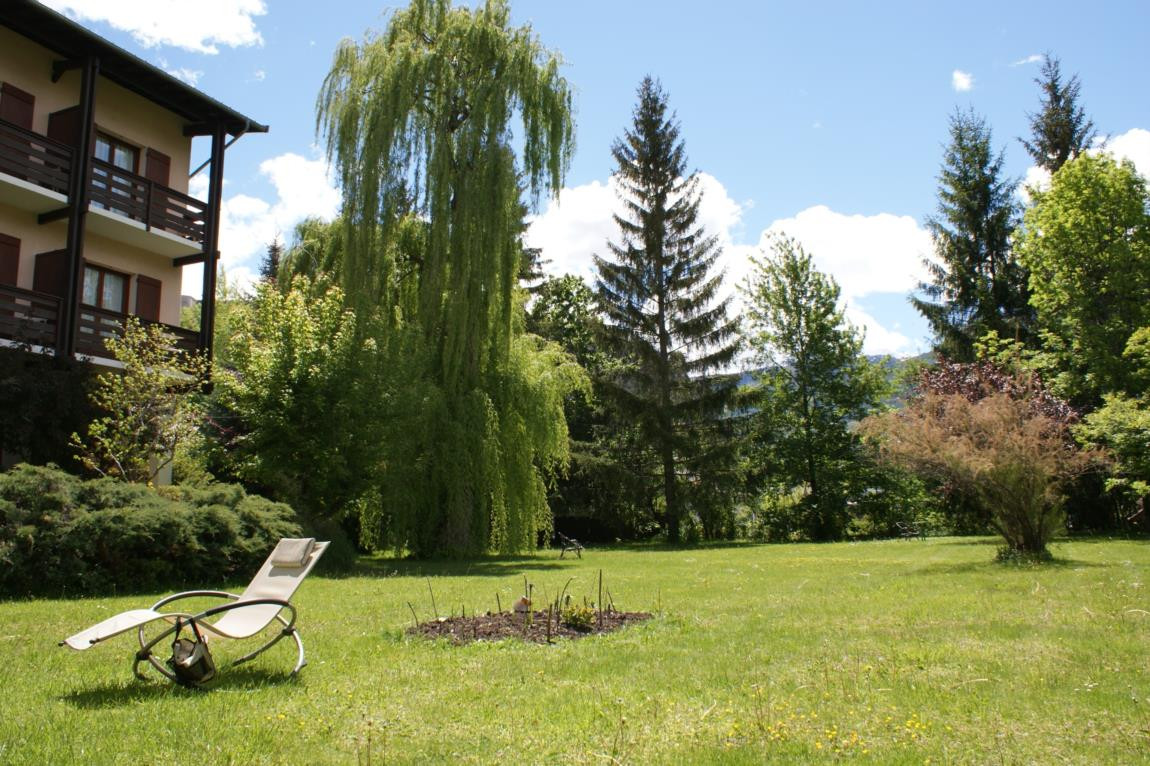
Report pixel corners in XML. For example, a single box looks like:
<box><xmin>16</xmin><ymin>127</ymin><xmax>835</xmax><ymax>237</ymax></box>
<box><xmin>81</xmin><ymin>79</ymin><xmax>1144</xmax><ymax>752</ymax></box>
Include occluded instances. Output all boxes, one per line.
<box><xmin>82</xmin><ymin>264</ymin><xmax>129</xmax><ymax>314</ymax></box>
<box><xmin>94</xmin><ymin>133</ymin><xmax>138</xmax><ymax>172</ymax></box>
<box><xmin>92</xmin><ymin>133</ymin><xmax>140</xmax><ymax>217</ymax></box>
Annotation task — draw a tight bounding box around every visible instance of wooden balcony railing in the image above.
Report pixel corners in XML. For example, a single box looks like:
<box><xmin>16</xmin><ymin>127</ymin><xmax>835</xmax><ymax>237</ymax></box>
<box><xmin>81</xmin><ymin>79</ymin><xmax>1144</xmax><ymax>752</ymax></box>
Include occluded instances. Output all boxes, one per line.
<box><xmin>0</xmin><ymin>283</ymin><xmax>200</xmax><ymax>359</ymax></box>
<box><xmin>75</xmin><ymin>304</ymin><xmax>201</xmax><ymax>358</ymax></box>
<box><xmin>0</xmin><ymin>283</ymin><xmax>61</xmax><ymax>349</ymax></box>
<box><xmin>0</xmin><ymin>119</ymin><xmax>72</xmax><ymax>196</ymax></box>
<box><xmin>0</xmin><ymin>119</ymin><xmax>207</xmax><ymax>247</ymax></box>
<box><xmin>89</xmin><ymin>157</ymin><xmax>207</xmax><ymax>245</ymax></box>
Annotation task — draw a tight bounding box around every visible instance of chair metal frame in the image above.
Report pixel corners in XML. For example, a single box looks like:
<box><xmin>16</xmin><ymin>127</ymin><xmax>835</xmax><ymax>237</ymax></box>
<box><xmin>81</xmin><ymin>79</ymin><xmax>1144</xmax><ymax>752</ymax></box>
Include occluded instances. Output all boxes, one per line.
<box><xmin>131</xmin><ymin>592</ymin><xmax>306</xmax><ymax>683</ymax></box>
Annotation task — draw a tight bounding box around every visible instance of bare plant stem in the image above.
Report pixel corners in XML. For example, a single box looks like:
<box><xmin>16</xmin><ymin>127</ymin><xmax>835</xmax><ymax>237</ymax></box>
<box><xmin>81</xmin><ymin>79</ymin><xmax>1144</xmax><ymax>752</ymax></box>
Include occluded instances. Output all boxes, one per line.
<box><xmin>407</xmin><ymin>601</ymin><xmax>419</xmax><ymax>629</ymax></box>
<box><xmin>598</xmin><ymin>569</ymin><xmax>604</xmax><ymax>630</ymax></box>
<box><xmin>426</xmin><ymin>577</ymin><xmax>438</xmax><ymax>619</ymax></box>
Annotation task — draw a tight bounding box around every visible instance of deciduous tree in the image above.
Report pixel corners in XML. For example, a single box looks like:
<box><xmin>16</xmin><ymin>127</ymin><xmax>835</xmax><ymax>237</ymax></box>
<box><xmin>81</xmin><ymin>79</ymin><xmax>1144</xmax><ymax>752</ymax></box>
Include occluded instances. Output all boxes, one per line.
<box><xmin>317</xmin><ymin>0</ymin><xmax>582</xmax><ymax>554</ymax></box>
<box><xmin>1016</xmin><ymin>153</ymin><xmax>1150</xmax><ymax>405</ymax></box>
<box><xmin>72</xmin><ymin>319</ymin><xmax>208</xmax><ymax>484</ymax></box>
<box><xmin>861</xmin><ymin>360</ymin><xmax>1095</xmax><ymax>560</ymax></box>
<box><xmin>742</xmin><ymin>234</ymin><xmax>887</xmax><ymax>541</ymax></box>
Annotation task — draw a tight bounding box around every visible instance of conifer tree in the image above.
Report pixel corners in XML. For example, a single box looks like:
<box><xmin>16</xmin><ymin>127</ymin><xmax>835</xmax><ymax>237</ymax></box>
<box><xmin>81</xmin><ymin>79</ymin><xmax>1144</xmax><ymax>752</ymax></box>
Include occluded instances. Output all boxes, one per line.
<box><xmin>594</xmin><ymin>77</ymin><xmax>741</xmax><ymax>542</ymax></box>
<box><xmin>1021</xmin><ymin>55</ymin><xmax>1096</xmax><ymax>174</ymax></box>
<box><xmin>260</xmin><ymin>237</ymin><xmax>283</xmax><ymax>284</ymax></box>
<box><xmin>912</xmin><ymin>109</ymin><xmax>1028</xmax><ymax>361</ymax></box>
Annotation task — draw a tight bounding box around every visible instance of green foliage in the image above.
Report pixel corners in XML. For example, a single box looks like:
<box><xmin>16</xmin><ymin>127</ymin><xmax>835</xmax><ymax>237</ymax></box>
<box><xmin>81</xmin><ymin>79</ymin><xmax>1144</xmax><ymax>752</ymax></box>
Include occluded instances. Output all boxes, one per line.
<box><xmin>912</xmin><ymin>108</ymin><xmax>1028</xmax><ymax>361</ymax></box>
<box><xmin>527</xmin><ymin>274</ymin><xmax>663</xmax><ymax>541</ymax></box>
<box><xmin>594</xmin><ymin>77</ymin><xmax>742</xmax><ymax>542</ymax></box>
<box><xmin>0</xmin><ymin>463</ymin><xmax>301</xmax><ymax>596</ymax></box>
<box><xmin>316</xmin><ymin>0</ymin><xmax>583</xmax><ymax>555</ymax></box>
<box><xmin>1017</xmin><ymin>153</ymin><xmax>1150</xmax><ymax>406</ymax></box>
<box><xmin>179</xmin><ymin>269</ymin><xmax>251</xmax><ymax>372</ymax></box>
<box><xmin>317</xmin><ymin>0</ymin><xmax>573</xmax><ymax>312</ymax></box>
<box><xmin>559</xmin><ymin>602</ymin><xmax>595</xmax><ymax>632</ymax></box>
<box><xmin>278</xmin><ymin>216</ymin><xmax>348</xmax><ymax>287</ymax></box>
<box><xmin>0</xmin><ymin>347</ymin><xmax>96</xmax><ymax>467</ymax></box>
<box><xmin>71</xmin><ymin>318</ymin><xmax>209</xmax><ymax>484</ymax></box>
<box><xmin>1076</xmin><ymin>327</ymin><xmax>1150</xmax><ymax>500</ymax></box>
<box><xmin>1021</xmin><ymin>55</ymin><xmax>1096</xmax><ymax>174</ymax></box>
<box><xmin>741</xmin><ymin>234</ymin><xmax>888</xmax><ymax>541</ymax></box>
<box><xmin>861</xmin><ymin>363</ymin><xmax>1096</xmax><ymax>559</ymax></box>
<box><xmin>211</xmin><ymin>278</ymin><xmax>387</xmax><ymax>521</ymax></box>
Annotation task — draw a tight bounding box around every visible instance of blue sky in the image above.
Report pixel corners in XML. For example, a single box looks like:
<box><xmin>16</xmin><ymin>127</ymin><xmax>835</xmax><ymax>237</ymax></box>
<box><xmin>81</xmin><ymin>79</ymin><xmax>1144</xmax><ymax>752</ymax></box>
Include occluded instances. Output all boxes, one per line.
<box><xmin>40</xmin><ymin>0</ymin><xmax>1150</xmax><ymax>355</ymax></box>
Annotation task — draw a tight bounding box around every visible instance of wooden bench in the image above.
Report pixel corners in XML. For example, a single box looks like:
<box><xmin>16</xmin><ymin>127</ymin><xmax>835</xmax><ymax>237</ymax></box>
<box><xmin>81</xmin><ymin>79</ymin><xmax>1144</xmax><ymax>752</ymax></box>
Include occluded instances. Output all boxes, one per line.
<box><xmin>896</xmin><ymin>521</ymin><xmax>926</xmax><ymax>540</ymax></box>
<box><xmin>557</xmin><ymin>532</ymin><xmax>584</xmax><ymax>559</ymax></box>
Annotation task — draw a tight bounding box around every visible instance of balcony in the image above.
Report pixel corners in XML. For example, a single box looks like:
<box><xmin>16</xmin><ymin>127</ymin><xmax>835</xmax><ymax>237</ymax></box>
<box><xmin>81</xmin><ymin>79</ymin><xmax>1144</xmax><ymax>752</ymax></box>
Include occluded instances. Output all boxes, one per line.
<box><xmin>0</xmin><ymin>282</ymin><xmax>200</xmax><ymax>360</ymax></box>
<box><xmin>0</xmin><ymin>119</ymin><xmax>206</xmax><ymax>257</ymax></box>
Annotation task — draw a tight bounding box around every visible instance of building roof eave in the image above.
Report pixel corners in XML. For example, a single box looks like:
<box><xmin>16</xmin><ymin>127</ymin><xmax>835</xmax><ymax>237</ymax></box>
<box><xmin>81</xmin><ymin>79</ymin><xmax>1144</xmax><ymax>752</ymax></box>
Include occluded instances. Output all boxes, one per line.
<box><xmin>1</xmin><ymin>0</ymin><xmax>268</xmax><ymax>137</ymax></box>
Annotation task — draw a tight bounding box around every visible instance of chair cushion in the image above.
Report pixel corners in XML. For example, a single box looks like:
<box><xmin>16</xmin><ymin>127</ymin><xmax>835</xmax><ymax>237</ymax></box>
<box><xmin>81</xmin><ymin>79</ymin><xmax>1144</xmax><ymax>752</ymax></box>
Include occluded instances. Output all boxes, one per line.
<box><xmin>269</xmin><ymin>538</ymin><xmax>316</xmax><ymax>568</ymax></box>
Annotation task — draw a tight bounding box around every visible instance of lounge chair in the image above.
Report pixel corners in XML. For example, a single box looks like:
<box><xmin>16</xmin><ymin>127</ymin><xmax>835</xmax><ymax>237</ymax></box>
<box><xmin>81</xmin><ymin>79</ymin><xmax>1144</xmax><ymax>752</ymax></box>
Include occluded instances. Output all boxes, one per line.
<box><xmin>61</xmin><ymin>537</ymin><xmax>328</xmax><ymax>685</ymax></box>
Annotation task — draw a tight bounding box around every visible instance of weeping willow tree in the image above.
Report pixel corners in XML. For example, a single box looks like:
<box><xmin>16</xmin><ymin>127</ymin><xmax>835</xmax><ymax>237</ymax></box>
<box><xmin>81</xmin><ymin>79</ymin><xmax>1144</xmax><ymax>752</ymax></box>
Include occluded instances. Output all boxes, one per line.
<box><xmin>317</xmin><ymin>0</ymin><xmax>583</xmax><ymax>555</ymax></box>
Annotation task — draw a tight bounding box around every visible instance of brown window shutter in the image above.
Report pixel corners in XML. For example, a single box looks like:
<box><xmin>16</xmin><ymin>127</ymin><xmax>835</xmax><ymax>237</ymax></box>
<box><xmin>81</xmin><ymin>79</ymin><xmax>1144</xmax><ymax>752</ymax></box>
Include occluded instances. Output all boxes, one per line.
<box><xmin>136</xmin><ymin>275</ymin><xmax>162</xmax><ymax>321</ymax></box>
<box><xmin>47</xmin><ymin>106</ymin><xmax>80</xmax><ymax>147</ymax></box>
<box><xmin>33</xmin><ymin>249</ymin><xmax>69</xmax><ymax>298</ymax></box>
<box><xmin>0</xmin><ymin>83</ymin><xmax>35</xmax><ymax>130</ymax></box>
<box><xmin>0</xmin><ymin>233</ymin><xmax>19</xmax><ymax>286</ymax></box>
<box><xmin>144</xmin><ymin>149</ymin><xmax>170</xmax><ymax>186</ymax></box>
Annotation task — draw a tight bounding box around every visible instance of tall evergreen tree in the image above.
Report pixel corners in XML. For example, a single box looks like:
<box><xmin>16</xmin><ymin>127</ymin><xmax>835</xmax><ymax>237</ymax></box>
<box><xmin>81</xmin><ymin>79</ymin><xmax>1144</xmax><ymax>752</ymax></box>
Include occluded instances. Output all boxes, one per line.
<box><xmin>260</xmin><ymin>237</ymin><xmax>283</xmax><ymax>284</ymax></box>
<box><xmin>594</xmin><ymin>77</ymin><xmax>741</xmax><ymax>542</ymax></box>
<box><xmin>912</xmin><ymin>108</ymin><xmax>1028</xmax><ymax>361</ymax></box>
<box><xmin>1021</xmin><ymin>55</ymin><xmax>1096</xmax><ymax>174</ymax></box>
<box><xmin>318</xmin><ymin>0</ymin><xmax>583</xmax><ymax>554</ymax></box>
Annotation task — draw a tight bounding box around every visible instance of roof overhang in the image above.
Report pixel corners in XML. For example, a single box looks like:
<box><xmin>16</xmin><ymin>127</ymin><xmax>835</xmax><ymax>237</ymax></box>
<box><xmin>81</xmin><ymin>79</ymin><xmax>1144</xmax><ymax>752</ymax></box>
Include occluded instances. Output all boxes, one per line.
<box><xmin>0</xmin><ymin>0</ymin><xmax>268</xmax><ymax>138</ymax></box>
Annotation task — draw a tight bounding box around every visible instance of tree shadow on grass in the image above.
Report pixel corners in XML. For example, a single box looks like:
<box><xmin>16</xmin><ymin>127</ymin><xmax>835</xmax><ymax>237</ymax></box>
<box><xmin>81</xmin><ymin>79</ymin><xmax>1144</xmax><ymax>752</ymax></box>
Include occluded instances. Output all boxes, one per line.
<box><xmin>347</xmin><ymin>556</ymin><xmax>575</xmax><ymax>579</ymax></box>
<box><xmin>62</xmin><ymin>666</ymin><xmax>298</xmax><ymax>709</ymax></box>
<box><xmin>909</xmin><ymin>556</ymin><xmax>1107</xmax><ymax>576</ymax></box>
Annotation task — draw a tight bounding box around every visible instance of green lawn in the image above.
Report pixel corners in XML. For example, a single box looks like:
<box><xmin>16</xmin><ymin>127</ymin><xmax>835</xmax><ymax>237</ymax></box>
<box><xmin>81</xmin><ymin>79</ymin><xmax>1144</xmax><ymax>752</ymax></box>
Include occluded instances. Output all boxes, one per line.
<box><xmin>2</xmin><ymin>537</ymin><xmax>1147</xmax><ymax>764</ymax></box>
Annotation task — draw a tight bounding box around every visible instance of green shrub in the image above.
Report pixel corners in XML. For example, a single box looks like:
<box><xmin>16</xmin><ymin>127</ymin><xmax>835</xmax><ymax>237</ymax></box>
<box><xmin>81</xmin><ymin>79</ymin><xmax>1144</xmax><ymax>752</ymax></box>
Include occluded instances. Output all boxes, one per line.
<box><xmin>560</xmin><ymin>603</ymin><xmax>596</xmax><ymax>632</ymax></box>
<box><xmin>0</xmin><ymin>464</ymin><xmax>304</xmax><ymax>597</ymax></box>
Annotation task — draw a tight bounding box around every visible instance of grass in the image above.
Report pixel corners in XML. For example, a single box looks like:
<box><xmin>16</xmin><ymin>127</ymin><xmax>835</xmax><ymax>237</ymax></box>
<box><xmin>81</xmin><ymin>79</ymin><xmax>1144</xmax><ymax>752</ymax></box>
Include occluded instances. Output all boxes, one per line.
<box><xmin>2</xmin><ymin>536</ymin><xmax>1148</xmax><ymax>764</ymax></box>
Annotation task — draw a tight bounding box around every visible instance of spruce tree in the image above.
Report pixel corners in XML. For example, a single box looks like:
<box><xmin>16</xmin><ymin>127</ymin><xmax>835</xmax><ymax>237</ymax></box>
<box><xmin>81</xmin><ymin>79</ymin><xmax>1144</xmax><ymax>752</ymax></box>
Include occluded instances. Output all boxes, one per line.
<box><xmin>1021</xmin><ymin>55</ymin><xmax>1096</xmax><ymax>174</ymax></box>
<box><xmin>260</xmin><ymin>237</ymin><xmax>283</xmax><ymax>284</ymax></box>
<box><xmin>912</xmin><ymin>108</ymin><xmax>1028</xmax><ymax>361</ymax></box>
<box><xmin>594</xmin><ymin>77</ymin><xmax>741</xmax><ymax>542</ymax></box>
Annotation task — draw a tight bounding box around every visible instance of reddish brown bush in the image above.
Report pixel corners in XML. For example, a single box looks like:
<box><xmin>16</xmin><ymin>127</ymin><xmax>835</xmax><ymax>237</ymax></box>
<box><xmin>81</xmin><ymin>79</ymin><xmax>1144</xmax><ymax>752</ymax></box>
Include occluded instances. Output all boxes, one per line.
<box><xmin>862</xmin><ymin>362</ymin><xmax>1098</xmax><ymax>559</ymax></box>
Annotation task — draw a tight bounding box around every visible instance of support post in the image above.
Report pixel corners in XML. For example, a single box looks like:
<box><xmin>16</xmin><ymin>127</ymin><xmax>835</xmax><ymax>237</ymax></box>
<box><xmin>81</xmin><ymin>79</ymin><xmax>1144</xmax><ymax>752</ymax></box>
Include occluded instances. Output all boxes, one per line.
<box><xmin>60</xmin><ymin>56</ymin><xmax>98</xmax><ymax>358</ymax></box>
<box><xmin>199</xmin><ymin>123</ymin><xmax>227</xmax><ymax>360</ymax></box>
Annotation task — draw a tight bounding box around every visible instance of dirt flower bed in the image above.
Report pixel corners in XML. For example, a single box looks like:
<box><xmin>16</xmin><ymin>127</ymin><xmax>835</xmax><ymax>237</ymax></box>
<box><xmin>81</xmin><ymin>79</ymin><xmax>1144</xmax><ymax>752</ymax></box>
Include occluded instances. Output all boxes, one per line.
<box><xmin>408</xmin><ymin>609</ymin><xmax>652</xmax><ymax>645</ymax></box>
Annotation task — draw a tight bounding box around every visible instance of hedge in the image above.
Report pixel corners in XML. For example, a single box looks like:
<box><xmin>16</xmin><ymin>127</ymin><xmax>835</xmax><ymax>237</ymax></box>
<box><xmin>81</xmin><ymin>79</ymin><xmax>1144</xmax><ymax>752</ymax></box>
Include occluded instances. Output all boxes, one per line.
<box><xmin>0</xmin><ymin>464</ymin><xmax>304</xmax><ymax>597</ymax></box>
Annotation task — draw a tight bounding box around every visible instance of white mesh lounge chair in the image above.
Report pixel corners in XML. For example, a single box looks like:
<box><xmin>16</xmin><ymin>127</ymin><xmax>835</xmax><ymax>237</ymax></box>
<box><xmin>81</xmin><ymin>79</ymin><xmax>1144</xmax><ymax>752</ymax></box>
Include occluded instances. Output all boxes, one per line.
<box><xmin>61</xmin><ymin>538</ymin><xmax>328</xmax><ymax>684</ymax></box>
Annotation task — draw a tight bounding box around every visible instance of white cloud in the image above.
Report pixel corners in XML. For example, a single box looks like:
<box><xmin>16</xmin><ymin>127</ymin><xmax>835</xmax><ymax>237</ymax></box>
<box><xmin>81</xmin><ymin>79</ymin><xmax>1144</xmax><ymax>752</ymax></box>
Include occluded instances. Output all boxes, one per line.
<box><xmin>951</xmin><ymin>69</ymin><xmax>974</xmax><ymax>92</ymax></box>
<box><xmin>1105</xmin><ymin>128</ymin><xmax>1150</xmax><ymax>178</ymax></box>
<box><xmin>182</xmin><ymin>153</ymin><xmax>340</xmax><ymax>296</ymax></box>
<box><xmin>165</xmin><ymin>66</ymin><xmax>203</xmax><ymax>86</ymax></box>
<box><xmin>761</xmin><ymin>206</ymin><xmax>932</xmax><ymax>301</ymax></box>
<box><xmin>525</xmin><ymin>178</ymin><xmax>618</xmax><ymax>281</ymax></box>
<box><xmin>1019</xmin><ymin>127</ymin><xmax>1150</xmax><ymax>203</ymax></box>
<box><xmin>1011</xmin><ymin>54</ymin><xmax>1044</xmax><ymax>67</ymax></box>
<box><xmin>526</xmin><ymin>177</ymin><xmax>931</xmax><ymax>357</ymax></box>
<box><xmin>1018</xmin><ymin>165</ymin><xmax>1051</xmax><ymax>204</ymax></box>
<box><xmin>843</xmin><ymin>305</ymin><xmax>915</xmax><ymax>357</ymax></box>
<box><xmin>39</xmin><ymin>0</ymin><xmax>266</xmax><ymax>54</ymax></box>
